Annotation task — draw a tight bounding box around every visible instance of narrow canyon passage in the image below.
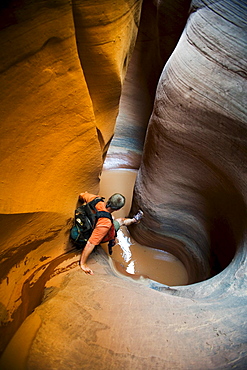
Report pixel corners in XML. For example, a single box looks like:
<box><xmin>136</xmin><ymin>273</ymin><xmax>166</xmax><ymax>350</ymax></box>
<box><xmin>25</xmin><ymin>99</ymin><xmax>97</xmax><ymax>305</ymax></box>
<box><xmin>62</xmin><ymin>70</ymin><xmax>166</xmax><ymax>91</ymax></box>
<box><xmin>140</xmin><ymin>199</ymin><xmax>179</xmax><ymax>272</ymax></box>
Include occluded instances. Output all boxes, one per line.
<box><xmin>0</xmin><ymin>0</ymin><xmax>246</xmax><ymax>368</ymax></box>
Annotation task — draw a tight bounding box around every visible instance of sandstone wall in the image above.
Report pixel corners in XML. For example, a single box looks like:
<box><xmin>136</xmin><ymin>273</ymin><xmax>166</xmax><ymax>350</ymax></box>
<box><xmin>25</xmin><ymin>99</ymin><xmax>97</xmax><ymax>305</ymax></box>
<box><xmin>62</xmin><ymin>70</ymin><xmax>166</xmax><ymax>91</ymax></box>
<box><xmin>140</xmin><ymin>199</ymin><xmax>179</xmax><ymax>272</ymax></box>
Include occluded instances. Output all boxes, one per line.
<box><xmin>105</xmin><ymin>0</ymin><xmax>191</xmax><ymax>169</ymax></box>
<box><xmin>0</xmin><ymin>0</ymin><xmax>247</xmax><ymax>367</ymax></box>
<box><xmin>131</xmin><ymin>0</ymin><xmax>247</xmax><ymax>284</ymax></box>
<box><xmin>0</xmin><ymin>0</ymin><xmax>142</xmax><ymax>354</ymax></box>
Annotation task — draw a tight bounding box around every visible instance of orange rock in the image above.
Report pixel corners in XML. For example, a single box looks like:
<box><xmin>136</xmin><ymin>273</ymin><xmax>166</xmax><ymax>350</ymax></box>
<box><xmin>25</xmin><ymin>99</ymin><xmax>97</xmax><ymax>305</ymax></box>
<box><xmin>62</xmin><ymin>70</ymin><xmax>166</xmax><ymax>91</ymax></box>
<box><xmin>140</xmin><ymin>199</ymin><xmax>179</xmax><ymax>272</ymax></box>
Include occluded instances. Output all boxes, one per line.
<box><xmin>0</xmin><ymin>0</ymin><xmax>142</xmax><ymax>354</ymax></box>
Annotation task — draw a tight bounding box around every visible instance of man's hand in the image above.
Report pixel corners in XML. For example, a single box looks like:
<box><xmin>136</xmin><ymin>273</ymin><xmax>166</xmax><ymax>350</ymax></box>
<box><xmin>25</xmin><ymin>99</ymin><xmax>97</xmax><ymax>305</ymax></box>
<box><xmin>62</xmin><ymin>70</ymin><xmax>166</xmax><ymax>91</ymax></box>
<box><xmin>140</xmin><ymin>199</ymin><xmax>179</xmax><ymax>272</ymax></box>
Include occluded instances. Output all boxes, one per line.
<box><xmin>80</xmin><ymin>263</ymin><xmax>94</xmax><ymax>275</ymax></box>
<box><xmin>78</xmin><ymin>191</ymin><xmax>88</xmax><ymax>202</ymax></box>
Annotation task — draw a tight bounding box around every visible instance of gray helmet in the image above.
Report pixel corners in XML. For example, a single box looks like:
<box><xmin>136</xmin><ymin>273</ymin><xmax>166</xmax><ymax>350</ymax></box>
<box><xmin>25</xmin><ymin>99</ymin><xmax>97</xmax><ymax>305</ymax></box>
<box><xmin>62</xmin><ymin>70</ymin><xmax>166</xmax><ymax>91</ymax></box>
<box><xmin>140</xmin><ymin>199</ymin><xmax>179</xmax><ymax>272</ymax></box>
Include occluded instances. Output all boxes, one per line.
<box><xmin>106</xmin><ymin>193</ymin><xmax>125</xmax><ymax>210</ymax></box>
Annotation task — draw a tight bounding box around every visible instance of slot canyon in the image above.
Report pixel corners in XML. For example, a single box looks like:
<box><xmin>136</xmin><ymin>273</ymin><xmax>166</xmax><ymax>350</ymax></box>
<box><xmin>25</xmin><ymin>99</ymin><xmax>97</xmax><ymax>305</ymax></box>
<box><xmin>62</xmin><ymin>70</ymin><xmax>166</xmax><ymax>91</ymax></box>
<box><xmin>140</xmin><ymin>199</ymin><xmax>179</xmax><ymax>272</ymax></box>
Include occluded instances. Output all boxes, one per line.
<box><xmin>0</xmin><ymin>0</ymin><xmax>246</xmax><ymax>368</ymax></box>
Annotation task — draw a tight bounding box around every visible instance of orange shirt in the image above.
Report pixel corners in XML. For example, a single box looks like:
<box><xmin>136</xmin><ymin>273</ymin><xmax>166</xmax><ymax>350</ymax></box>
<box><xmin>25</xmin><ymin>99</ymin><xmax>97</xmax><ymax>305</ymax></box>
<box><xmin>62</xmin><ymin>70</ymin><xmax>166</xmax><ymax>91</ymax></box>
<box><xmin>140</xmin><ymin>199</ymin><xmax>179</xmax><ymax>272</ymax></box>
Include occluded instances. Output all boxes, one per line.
<box><xmin>79</xmin><ymin>192</ymin><xmax>112</xmax><ymax>245</ymax></box>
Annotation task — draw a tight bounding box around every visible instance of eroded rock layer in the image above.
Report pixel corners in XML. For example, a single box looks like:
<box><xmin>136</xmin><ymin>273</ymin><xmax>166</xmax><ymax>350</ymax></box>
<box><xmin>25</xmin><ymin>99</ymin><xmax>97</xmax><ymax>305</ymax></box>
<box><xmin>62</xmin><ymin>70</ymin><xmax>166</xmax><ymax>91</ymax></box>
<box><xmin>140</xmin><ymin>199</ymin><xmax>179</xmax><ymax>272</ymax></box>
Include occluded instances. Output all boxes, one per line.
<box><xmin>0</xmin><ymin>0</ymin><xmax>142</xmax><ymax>354</ymax></box>
<box><xmin>131</xmin><ymin>0</ymin><xmax>247</xmax><ymax>284</ymax></box>
<box><xmin>105</xmin><ymin>0</ymin><xmax>191</xmax><ymax>169</ymax></box>
<box><xmin>0</xmin><ymin>0</ymin><xmax>247</xmax><ymax>368</ymax></box>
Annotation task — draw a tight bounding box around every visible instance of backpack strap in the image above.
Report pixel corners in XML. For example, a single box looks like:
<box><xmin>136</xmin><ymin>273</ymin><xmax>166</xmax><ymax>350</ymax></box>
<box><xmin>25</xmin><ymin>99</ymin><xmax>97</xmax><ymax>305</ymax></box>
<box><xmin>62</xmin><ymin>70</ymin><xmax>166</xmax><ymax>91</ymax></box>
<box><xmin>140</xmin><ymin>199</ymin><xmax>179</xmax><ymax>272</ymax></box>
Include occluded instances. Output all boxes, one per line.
<box><xmin>96</xmin><ymin>210</ymin><xmax>113</xmax><ymax>222</ymax></box>
<box><xmin>95</xmin><ymin>209</ymin><xmax>115</xmax><ymax>256</ymax></box>
<box><xmin>87</xmin><ymin>198</ymin><xmax>113</xmax><ymax>223</ymax></box>
<box><xmin>86</xmin><ymin>198</ymin><xmax>115</xmax><ymax>255</ymax></box>
<box><xmin>88</xmin><ymin>197</ymin><xmax>105</xmax><ymax>208</ymax></box>
<box><xmin>75</xmin><ymin>198</ymin><xmax>104</xmax><ymax>216</ymax></box>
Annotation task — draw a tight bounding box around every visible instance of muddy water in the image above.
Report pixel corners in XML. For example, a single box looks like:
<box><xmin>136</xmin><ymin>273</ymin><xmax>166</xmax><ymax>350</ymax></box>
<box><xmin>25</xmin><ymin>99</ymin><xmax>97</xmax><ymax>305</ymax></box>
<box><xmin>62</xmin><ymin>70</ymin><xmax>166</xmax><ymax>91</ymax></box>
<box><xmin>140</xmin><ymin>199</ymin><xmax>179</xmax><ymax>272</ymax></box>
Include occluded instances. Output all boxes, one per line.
<box><xmin>99</xmin><ymin>169</ymin><xmax>188</xmax><ymax>286</ymax></box>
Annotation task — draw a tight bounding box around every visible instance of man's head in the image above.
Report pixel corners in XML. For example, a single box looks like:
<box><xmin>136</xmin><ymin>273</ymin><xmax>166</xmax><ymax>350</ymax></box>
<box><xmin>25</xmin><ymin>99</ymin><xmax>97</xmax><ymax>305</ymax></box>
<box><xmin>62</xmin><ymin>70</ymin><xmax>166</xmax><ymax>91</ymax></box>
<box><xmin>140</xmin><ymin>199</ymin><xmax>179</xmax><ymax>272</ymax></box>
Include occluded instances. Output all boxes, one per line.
<box><xmin>106</xmin><ymin>193</ymin><xmax>125</xmax><ymax>211</ymax></box>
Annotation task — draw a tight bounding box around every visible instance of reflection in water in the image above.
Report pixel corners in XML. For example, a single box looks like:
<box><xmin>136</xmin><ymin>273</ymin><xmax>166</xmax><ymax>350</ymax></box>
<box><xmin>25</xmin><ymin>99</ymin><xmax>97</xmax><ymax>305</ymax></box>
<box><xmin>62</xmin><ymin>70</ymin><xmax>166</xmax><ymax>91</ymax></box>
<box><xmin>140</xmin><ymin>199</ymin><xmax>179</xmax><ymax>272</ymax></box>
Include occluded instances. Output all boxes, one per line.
<box><xmin>117</xmin><ymin>229</ymin><xmax>136</xmax><ymax>275</ymax></box>
<box><xmin>111</xmin><ymin>226</ymin><xmax>188</xmax><ymax>286</ymax></box>
<box><xmin>126</xmin><ymin>261</ymin><xmax>135</xmax><ymax>275</ymax></box>
<box><xmin>100</xmin><ymin>169</ymin><xmax>188</xmax><ymax>286</ymax></box>
<box><xmin>117</xmin><ymin>229</ymin><xmax>132</xmax><ymax>263</ymax></box>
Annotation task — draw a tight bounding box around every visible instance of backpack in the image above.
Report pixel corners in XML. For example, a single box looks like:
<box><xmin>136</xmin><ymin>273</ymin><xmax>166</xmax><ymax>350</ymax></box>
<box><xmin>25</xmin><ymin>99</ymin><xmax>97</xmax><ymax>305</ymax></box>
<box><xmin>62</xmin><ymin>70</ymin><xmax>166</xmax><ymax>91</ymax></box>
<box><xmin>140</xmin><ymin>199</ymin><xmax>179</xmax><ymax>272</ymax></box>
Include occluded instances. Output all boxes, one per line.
<box><xmin>70</xmin><ymin>197</ymin><xmax>114</xmax><ymax>250</ymax></box>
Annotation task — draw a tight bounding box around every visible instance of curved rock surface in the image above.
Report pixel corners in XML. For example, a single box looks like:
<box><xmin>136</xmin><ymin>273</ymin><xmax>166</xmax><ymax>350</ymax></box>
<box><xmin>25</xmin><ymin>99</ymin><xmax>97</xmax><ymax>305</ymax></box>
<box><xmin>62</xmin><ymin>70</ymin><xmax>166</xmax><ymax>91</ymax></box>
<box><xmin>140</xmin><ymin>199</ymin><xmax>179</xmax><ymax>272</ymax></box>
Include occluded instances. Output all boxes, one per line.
<box><xmin>131</xmin><ymin>0</ymin><xmax>247</xmax><ymax>283</ymax></box>
<box><xmin>0</xmin><ymin>0</ymin><xmax>142</xmax><ymax>355</ymax></box>
<box><xmin>0</xmin><ymin>0</ymin><xmax>247</xmax><ymax>369</ymax></box>
<box><xmin>2</xmin><ymin>251</ymin><xmax>247</xmax><ymax>370</ymax></box>
<box><xmin>129</xmin><ymin>0</ymin><xmax>247</xmax><ymax>366</ymax></box>
<box><xmin>105</xmin><ymin>0</ymin><xmax>191</xmax><ymax>170</ymax></box>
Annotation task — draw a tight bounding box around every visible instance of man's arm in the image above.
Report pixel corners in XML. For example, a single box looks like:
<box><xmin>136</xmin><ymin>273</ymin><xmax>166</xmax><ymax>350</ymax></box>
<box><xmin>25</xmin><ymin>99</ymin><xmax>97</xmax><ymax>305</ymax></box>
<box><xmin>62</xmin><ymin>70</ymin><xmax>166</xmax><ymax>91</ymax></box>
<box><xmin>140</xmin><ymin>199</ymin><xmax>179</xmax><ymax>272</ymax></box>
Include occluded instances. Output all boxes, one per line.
<box><xmin>79</xmin><ymin>218</ymin><xmax>112</xmax><ymax>274</ymax></box>
<box><xmin>80</xmin><ymin>240</ymin><xmax>95</xmax><ymax>275</ymax></box>
<box><xmin>79</xmin><ymin>192</ymin><xmax>95</xmax><ymax>203</ymax></box>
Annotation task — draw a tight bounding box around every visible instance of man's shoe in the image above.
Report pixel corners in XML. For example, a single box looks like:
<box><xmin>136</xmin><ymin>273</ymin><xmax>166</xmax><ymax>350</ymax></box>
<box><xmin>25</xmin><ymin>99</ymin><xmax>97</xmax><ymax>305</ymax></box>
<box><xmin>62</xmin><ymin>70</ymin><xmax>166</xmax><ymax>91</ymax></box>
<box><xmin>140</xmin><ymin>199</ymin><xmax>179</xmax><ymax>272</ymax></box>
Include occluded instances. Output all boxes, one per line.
<box><xmin>133</xmin><ymin>210</ymin><xmax>144</xmax><ymax>223</ymax></box>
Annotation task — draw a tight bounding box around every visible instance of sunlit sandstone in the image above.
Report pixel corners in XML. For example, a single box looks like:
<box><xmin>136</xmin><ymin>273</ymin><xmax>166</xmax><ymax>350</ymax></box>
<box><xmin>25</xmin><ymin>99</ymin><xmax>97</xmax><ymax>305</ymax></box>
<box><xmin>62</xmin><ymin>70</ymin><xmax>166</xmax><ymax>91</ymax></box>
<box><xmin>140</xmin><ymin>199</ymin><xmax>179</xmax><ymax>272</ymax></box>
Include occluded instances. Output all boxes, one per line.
<box><xmin>0</xmin><ymin>0</ymin><xmax>142</xmax><ymax>355</ymax></box>
<box><xmin>0</xmin><ymin>0</ymin><xmax>247</xmax><ymax>369</ymax></box>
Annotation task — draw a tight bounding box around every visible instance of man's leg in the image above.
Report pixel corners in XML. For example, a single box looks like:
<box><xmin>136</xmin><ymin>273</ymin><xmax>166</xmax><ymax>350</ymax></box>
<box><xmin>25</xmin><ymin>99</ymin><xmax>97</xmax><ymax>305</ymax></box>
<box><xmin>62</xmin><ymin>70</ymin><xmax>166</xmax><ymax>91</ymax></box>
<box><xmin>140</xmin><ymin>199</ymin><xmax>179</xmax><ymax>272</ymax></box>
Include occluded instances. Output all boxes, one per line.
<box><xmin>115</xmin><ymin>210</ymin><xmax>144</xmax><ymax>227</ymax></box>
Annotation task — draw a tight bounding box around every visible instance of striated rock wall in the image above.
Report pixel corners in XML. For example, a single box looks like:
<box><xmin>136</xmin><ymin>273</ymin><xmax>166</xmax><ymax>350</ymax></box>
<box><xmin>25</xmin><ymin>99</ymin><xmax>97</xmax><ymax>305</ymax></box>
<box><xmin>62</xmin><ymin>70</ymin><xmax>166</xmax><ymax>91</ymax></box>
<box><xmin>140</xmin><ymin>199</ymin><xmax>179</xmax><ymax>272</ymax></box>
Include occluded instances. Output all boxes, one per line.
<box><xmin>0</xmin><ymin>0</ymin><xmax>142</xmax><ymax>354</ymax></box>
<box><xmin>131</xmin><ymin>0</ymin><xmax>247</xmax><ymax>284</ymax></box>
<box><xmin>0</xmin><ymin>0</ymin><xmax>142</xmax><ymax>213</ymax></box>
<box><xmin>71</xmin><ymin>0</ymin><xmax>142</xmax><ymax>158</ymax></box>
<box><xmin>105</xmin><ymin>0</ymin><xmax>191</xmax><ymax>169</ymax></box>
<box><xmin>0</xmin><ymin>0</ymin><xmax>247</xmax><ymax>368</ymax></box>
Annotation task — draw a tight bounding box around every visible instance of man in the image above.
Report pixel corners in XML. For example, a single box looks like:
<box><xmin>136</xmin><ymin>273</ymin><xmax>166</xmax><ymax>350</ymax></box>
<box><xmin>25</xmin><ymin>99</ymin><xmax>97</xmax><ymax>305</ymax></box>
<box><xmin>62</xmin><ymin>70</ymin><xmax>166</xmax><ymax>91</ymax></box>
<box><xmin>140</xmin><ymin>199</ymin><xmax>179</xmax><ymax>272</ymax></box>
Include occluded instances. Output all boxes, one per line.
<box><xmin>79</xmin><ymin>191</ymin><xmax>143</xmax><ymax>275</ymax></box>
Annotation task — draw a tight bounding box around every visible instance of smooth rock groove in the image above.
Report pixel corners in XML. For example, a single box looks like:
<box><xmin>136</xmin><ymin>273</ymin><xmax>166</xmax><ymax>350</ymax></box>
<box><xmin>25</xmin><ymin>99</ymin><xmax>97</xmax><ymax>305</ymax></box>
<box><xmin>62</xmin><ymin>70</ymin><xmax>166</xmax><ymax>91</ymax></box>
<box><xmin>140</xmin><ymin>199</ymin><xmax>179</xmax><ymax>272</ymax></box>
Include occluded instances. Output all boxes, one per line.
<box><xmin>131</xmin><ymin>0</ymin><xmax>247</xmax><ymax>284</ymax></box>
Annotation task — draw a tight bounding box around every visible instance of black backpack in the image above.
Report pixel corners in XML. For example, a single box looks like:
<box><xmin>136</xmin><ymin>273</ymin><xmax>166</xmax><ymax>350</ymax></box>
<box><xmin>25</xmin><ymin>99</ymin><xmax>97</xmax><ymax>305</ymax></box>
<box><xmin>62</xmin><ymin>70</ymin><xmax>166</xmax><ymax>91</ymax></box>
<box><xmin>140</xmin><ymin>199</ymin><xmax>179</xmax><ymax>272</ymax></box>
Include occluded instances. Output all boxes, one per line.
<box><xmin>70</xmin><ymin>197</ymin><xmax>113</xmax><ymax>249</ymax></box>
